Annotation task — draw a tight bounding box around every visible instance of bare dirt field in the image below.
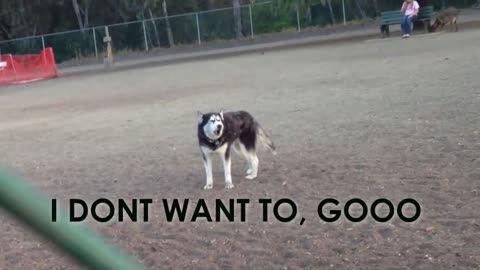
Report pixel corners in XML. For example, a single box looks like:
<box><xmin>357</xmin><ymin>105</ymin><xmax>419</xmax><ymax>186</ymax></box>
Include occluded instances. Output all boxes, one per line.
<box><xmin>0</xmin><ymin>28</ymin><xmax>479</xmax><ymax>270</ymax></box>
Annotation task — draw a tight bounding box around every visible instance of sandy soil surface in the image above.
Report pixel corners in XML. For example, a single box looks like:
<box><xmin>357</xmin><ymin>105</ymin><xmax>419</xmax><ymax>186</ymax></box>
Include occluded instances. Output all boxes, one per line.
<box><xmin>0</xmin><ymin>27</ymin><xmax>479</xmax><ymax>269</ymax></box>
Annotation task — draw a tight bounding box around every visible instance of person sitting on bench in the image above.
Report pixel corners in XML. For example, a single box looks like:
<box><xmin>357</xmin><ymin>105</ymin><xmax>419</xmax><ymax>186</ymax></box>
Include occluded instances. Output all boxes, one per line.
<box><xmin>400</xmin><ymin>0</ymin><xmax>420</xmax><ymax>38</ymax></box>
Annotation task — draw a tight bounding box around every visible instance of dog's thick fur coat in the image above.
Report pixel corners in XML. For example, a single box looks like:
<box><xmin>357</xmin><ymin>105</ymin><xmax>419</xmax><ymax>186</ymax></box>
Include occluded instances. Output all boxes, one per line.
<box><xmin>197</xmin><ymin>110</ymin><xmax>275</xmax><ymax>189</ymax></box>
<box><xmin>431</xmin><ymin>7</ymin><xmax>460</xmax><ymax>32</ymax></box>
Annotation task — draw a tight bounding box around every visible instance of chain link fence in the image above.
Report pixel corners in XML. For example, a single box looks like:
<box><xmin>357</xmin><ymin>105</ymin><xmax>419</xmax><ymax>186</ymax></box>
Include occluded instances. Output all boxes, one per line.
<box><xmin>0</xmin><ymin>0</ymin><xmax>476</xmax><ymax>64</ymax></box>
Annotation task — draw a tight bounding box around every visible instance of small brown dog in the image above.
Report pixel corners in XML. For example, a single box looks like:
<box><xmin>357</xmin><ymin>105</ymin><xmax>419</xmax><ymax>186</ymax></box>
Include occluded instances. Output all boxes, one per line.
<box><xmin>431</xmin><ymin>7</ymin><xmax>460</xmax><ymax>32</ymax></box>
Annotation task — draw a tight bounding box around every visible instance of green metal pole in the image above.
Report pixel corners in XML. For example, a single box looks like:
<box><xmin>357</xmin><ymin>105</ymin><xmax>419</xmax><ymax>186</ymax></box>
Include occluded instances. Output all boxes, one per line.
<box><xmin>0</xmin><ymin>167</ymin><xmax>147</xmax><ymax>270</ymax></box>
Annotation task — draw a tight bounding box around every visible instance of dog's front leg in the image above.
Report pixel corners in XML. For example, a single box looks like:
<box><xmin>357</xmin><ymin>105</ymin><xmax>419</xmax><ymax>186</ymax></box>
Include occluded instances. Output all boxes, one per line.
<box><xmin>221</xmin><ymin>146</ymin><xmax>234</xmax><ymax>189</ymax></box>
<box><xmin>201</xmin><ymin>149</ymin><xmax>213</xmax><ymax>190</ymax></box>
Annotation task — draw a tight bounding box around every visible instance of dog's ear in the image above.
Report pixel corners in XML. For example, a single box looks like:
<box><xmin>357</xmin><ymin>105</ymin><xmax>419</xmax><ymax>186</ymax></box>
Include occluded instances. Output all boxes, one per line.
<box><xmin>219</xmin><ymin>109</ymin><xmax>224</xmax><ymax>121</ymax></box>
<box><xmin>197</xmin><ymin>111</ymin><xmax>204</xmax><ymax>124</ymax></box>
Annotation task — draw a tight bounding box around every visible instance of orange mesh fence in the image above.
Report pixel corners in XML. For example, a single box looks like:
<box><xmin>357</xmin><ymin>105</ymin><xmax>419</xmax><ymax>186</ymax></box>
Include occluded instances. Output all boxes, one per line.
<box><xmin>0</xmin><ymin>47</ymin><xmax>58</xmax><ymax>86</ymax></box>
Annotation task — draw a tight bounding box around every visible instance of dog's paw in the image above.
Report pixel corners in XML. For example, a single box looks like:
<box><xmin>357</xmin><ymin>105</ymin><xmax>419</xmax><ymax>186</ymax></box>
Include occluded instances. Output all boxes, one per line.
<box><xmin>246</xmin><ymin>169</ymin><xmax>252</xmax><ymax>175</ymax></box>
<box><xmin>245</xmin><ymin>174</ymin><xmax>257</xmax><ymax>180</ymax></box>
<box><xmin>203</xmin><ymin>184</ymin><xmax>213</xmax><ymax>190</ymax></box>
<box><xmin>225</xmin><ymin>183</ymin><xmax>234</xmax><ymax>189</ymax></box>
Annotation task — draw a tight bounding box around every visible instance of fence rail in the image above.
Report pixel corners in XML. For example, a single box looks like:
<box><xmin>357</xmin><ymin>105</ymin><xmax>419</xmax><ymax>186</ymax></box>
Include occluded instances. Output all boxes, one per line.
<box><xmin>0</xmin><ymin>0</ymin><xmax>475</xmax><ymax>64</ymax></box>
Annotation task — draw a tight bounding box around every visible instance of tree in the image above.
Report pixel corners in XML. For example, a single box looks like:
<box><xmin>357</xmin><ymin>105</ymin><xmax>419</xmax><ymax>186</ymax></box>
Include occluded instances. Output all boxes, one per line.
<box><xmin>352</xmin><ymin>0</ymin><xmax>367</xmax><ymax>19</ymax></box>
<box><xmin>71</xmin><ymin>0</ymin><xmax>91</xmax><ymax>31</ymax></box>
<box><xmin>274</xmin><ymin>0</ymin><xmax>313</xmax><ymax>26</ymax></box>
<box><xmin>232</xmin><ymin>0</ymin><xmax>242</xmax><ymax>39</ymax></box>
<box><xmin>162</xmin><ymin>0</ymin><xmax>174</xmax><ymax>47</ymax></box>
<box><xmin>325</xmin><ymin>0</ymin><xmax>336</xmax><ymax>25</ymax></box>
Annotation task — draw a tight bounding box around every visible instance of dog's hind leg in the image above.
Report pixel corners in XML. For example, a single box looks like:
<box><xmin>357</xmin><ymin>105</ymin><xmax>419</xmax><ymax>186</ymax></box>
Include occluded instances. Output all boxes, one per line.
<box><xmin>236</xmin><ymin>141</ymin><xmax>259</xmax><ymax>179</ymax></box>
<box><xmin>245</xmin><ymin>152</ymin><xmax>259</xmax><ymax>180</ymax></box>
<box><xmin>233</xmin><ymin>140</ymin><xmax>251</xmax><ymax>175</ymax></box>
<box><xmin>234</xmin><ymin>141</ymin><xmax>252</xmax><ymax>176</ymax></box>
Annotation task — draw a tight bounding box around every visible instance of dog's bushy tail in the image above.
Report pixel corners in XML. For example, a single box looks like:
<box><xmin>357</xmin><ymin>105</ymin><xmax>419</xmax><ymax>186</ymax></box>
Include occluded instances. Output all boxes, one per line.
<box><xmin>256</xmin><ymin>124</ymin><xmax>276</xmax><ymax>155</ymax></box>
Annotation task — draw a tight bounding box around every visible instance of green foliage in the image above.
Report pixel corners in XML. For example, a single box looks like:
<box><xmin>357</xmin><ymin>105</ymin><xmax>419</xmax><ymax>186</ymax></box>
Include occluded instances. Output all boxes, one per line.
<box><xmin>252</xmin><ymin>3</ymin><xmax>296</xmax><ymax>34</ymax></box>
<box><xmin>44</xmin><ymin>30</ymin><xmax>97</xmax><ymax>62</ymax></box>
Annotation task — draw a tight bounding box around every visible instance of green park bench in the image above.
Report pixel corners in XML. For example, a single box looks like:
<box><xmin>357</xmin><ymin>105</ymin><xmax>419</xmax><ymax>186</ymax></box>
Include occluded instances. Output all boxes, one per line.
<box><xmin>380</xmin><ymin>5</ymin><xmax>434</xmax><ymax>38</ymax></box>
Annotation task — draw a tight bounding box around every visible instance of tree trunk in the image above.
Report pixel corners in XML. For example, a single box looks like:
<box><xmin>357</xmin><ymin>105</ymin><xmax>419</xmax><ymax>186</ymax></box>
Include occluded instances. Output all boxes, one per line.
<box><xmin>71</xmin><ymin>0</ymin><xmax>90</xmax><ymax>30</ymax></box>
<box><xmin>232</xmin><ymin>0</ymin><xmax>242</xmax><ymax>39</ymax></box>
<box><xmin>0</xmin><ymin>22</ymin><xmax>12</xmax><ymax>40</ymax></box>
<box><xmin>71</xmin><ymin>0</ymin><xmax>84</xmax><ymax>30</ymax></box>
<box><xmin>372</xmin><ymin>0</ymin><xmax>378</xmax><ymax>16</ymax></box>
<box><xmin>84</xmin><ymin>4</ymin><xmax>89</xmax><ymax>28</ymax></box>
<box><xmin>149</xmin><ymin>9</ymin><xmax>161</xmax><ymax>47</ymax></box>
<box><xmin>141</xmin><ymin>11</ymin><xmax>153</xmax><ymax>49</ymax></box>
<box><xmin>353</xmin><ymin>0</ymin><xmax>366</xmax><ymax>19</ymax></box>
<box><xmin>162</xmin><ymin>0</ymin><xmax>174</xmax><ymax>47</ymax></box>
<box><xmin>299</xmin><ymin>1</ymin><xmax>312</xmax><ymax>27</ymax></box>
<box><xmin>326</xmin><ymin>0</ymin><xmax>336</xmax><ymax>25</ymax></box>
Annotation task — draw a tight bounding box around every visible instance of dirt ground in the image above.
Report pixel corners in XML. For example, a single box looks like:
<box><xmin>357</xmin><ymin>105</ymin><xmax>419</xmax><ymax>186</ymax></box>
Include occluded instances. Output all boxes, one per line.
<box><xmin>0</xmin><ymin>28</ymin><xmax>479</xmax><ymax>270</ymax></box>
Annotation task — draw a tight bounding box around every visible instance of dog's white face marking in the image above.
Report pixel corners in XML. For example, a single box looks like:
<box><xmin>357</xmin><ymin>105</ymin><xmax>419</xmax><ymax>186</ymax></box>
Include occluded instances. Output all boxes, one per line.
<box><xmin>203</xmin><ymin>114</ymin><xmax>224</xmax><ymax>141</ymax></box>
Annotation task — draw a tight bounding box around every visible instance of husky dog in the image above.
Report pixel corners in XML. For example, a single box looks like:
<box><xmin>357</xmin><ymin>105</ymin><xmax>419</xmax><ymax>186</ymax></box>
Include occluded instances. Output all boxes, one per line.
<box><xmin>197</xmin><ymin>109</ymin><xmax>276</xmax><ymax>190</ymax></box>
<box><xmin>431</xmin><ymin>7</ymin><xmax>460</xmax><ymax>32</ymax></box>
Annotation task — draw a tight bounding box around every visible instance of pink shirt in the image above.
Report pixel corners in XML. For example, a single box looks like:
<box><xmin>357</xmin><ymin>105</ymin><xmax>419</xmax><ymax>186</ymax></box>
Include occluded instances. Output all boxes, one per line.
<box><xmin>402</xmin><ymin>1</ymin><xmax>419</xmax><ymax>16</ymax></box>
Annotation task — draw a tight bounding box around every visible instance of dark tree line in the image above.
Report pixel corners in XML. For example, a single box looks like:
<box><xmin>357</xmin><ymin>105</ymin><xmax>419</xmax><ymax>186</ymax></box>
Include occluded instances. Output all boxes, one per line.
<box><xmin>0</xmin><ymin>0</ymin><xmax>248</xmax><ymax>41</ymax></box>
<box><xmin>1</xmin><ymin>0</ymin><xmax>477</xmax><ymax>41</ymax></box>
